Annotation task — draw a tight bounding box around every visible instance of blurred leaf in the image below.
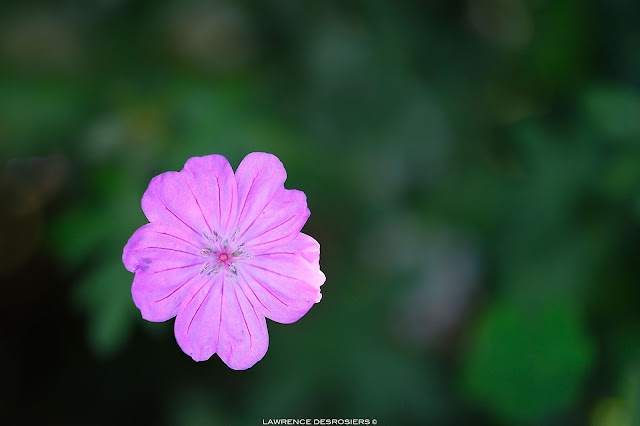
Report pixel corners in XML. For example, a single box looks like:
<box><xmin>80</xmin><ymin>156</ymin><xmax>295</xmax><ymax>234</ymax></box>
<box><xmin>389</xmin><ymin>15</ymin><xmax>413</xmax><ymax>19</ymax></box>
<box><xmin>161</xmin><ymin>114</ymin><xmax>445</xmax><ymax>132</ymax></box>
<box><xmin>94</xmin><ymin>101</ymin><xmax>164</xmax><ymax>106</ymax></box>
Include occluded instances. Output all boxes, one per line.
<box><xmin>462</xmin><ymin>300</ymin><xmax>595</xmax><ymax>422</ymax></box>
<box><xmin>622</xmin><ymin>362</ymin><xmax>640</xmax><ymax>426</ymax></box>
<box><xmin>527</xmin><ymin>0</ymin><xmax>590</xmax><ymax>87</ymax></box>
<box><xmin>167</xmin><ymin>79</ymin><xmax>277</xmax><ymax>162</ymax></box>
<box><xmin>583</xmin><ymin>85</ymin><xmax>640</xmax><ymax>142</ymax></box>
<box><xmin>49</xmin><ymin>204</ymin><xmax>115</xmax><ymax>266</ymax></box>
<box><xmin>591</xmin><ymin>398</ymin><xmax>631</xmax><ymax>426</ymax></box>
<box><xmin>73</xmin><ymin>260</ymin><xmax>138</xmax><ymax>358</ymax></box>
<box><xmin>49</xmin><ymin>164</ymin><xmax>146</xmax><ymax>266</ymax></box>
<box><xmin>591</xmin><ymin>360</ymin><xmax>640</xmax><ymax>426</ymax></box>
<box><xmin>0</xmin><ymin>78</ymin><xmax>89</xmax><ymax>157</ymax></box>
<box><xmin>600</xmin><ymin>153</ymin><xmax>640</xmax><ymax>200</ymax></box>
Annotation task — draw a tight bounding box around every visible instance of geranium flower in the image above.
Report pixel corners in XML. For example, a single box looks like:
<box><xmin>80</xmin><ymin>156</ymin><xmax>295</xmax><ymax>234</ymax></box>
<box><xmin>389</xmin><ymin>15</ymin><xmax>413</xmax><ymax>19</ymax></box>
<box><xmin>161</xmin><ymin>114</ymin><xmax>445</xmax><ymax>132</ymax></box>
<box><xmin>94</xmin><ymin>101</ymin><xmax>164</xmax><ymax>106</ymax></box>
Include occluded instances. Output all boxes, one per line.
<box><xmin>123</xmin><ymin>153</ymin><xmax>325</xmax><ymax>369</ymax></box>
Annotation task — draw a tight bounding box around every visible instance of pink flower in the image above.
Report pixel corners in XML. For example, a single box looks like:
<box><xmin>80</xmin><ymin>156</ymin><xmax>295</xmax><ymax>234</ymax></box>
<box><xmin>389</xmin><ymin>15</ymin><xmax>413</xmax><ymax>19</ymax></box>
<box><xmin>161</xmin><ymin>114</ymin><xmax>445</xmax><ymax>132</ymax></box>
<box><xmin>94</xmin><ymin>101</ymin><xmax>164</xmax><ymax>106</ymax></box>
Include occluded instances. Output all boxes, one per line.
<box><xmin>123</xmin><ymin>153</ymin><xmax>325</xmax><ymax>369</ymax></box>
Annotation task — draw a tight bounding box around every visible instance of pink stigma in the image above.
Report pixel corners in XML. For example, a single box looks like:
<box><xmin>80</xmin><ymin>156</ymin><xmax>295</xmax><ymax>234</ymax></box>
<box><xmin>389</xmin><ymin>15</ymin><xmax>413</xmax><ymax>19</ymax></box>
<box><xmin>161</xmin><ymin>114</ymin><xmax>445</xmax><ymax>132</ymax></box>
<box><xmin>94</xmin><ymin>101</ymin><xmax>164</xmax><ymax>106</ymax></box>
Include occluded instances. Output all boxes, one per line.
<box><xmin>219</xmin><ymin>253</ymin><xmax>229</xmax><ymax>262</ymax></box>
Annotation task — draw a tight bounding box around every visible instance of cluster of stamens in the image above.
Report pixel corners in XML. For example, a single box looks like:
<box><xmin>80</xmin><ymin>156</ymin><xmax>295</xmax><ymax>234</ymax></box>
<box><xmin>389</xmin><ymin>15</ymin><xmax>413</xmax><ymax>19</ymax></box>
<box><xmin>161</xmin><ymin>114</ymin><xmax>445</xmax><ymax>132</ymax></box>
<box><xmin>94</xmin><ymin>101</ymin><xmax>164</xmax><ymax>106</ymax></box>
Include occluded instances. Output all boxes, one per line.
<box><xmin>199</xmin><ymin>228</ymin><xmax>252</xmax><ymax>283</ymax></box>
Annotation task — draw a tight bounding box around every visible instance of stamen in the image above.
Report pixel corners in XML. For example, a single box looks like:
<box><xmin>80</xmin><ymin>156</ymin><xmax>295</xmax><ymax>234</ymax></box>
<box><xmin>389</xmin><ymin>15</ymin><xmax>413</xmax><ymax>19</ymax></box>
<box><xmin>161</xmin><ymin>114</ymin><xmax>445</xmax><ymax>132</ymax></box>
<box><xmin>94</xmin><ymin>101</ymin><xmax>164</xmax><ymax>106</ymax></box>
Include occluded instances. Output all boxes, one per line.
<box><xmin>228</xmin><ymin>263</ymin><xmax>238</xmax><ymax>274</ymax></box>
<box><xmin>200</xmin><ymin>261</ymin><xmax>221</xmax><ymax>276</ymax></box>
<box><xmin>225</xmin><ymin>274</ymin><xmax>238</xmax><ymax>283</ymax></box>
<box><xmin>203</xmin><ymin>231</ymin><xmax>222</xmax><ymax>246</ymax></box>
<box><xmin>200</xmin><ymin>248</ymin><xmax>216</xmax><ymax>257</ymax></box>
<box><xmin>232</xmin><ymin>243</ymin><xmax>245</xmax><ymax>256</ymax></box>
<box><xmin>230</xmin><ymin>227</ymin><xmax>240</xmax><ymax>242</ymax></box>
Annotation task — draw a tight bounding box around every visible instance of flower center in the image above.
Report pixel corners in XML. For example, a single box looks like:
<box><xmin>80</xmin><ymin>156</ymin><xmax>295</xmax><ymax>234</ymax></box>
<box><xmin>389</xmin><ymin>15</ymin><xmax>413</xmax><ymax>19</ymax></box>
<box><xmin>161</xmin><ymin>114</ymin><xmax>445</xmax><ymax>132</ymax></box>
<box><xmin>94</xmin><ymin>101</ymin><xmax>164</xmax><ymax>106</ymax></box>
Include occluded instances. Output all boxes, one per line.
<box><xmin>199</xmin><ymin>228</ymin><xmax>252</xmax><ymax>282</ymax></box>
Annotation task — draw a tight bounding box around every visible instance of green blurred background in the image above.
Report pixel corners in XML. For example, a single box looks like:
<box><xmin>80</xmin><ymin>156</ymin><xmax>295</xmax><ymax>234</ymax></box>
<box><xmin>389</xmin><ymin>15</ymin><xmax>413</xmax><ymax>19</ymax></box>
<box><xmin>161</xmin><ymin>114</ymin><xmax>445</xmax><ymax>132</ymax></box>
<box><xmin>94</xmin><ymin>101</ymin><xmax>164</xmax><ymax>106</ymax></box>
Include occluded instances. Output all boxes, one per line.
<box><xmin>1</xmin><ymin>0</ymin><xmax>640</xmax><ymax>425</ymax></box>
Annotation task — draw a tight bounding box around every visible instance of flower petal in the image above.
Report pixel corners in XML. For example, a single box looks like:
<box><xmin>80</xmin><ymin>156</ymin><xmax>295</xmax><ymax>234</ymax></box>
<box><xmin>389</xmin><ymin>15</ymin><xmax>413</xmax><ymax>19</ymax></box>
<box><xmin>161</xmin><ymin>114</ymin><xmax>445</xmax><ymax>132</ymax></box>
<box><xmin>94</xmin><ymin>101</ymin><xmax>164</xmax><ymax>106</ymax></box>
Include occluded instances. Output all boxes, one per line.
<box><xmin>238</xmin><ymin>233</ymin><xmax>325</xmax><ymax>324</ymax></box>
<box><xmin>234</xmin><ymin>152</ymin><xmax>309</xmax><ymax>253</ymax></box>
<box><xmin>217</xmin><ymin>282</ymin><xmax>269</xmax><ymax>370</ymax></box>
<box><xmin>174</xmin><ymin>275</ymin><xmax>269</xmax><ymax>368</ymax></box>
<box><xmin>123</xmin><ymin>223</ymin><xmax>203</xmax><ymax>321</ymax></box>
<box><xmin>277</xmin><ymin>232</ymin><xmax>322</xmax><ymax>268</ymax></box>
<box><xmin>181</xmin><ymin>155</ymin><xmax>238</xmax><ymax>237</ymax></box>
<box><xmin>141</xmin><ymin>170</ymin><xmax>210</xmax><ymax>239</ymax></box>
<box><xmin>242</xmin><ymin>188</ymin><xmax>310</xmax><ymax>254</ymax></box>
<box><xmin>174</xmin><ymin>274</ymin><xmax>223</xmax><ymax>362</ymax></box>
